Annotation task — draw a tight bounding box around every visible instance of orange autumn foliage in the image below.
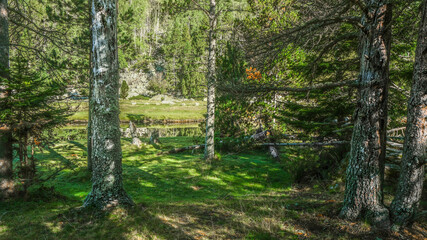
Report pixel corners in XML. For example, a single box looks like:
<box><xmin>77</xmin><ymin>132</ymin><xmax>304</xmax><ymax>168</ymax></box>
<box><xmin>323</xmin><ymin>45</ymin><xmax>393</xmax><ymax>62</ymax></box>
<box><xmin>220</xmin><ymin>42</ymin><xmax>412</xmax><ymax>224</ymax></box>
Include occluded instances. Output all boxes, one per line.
<box><xmin>246</xmin><ymin>67</ymin><xmax>262</xmax><ymax>80</ymax></box>
<box><xmin>33</xmin><ymin>138</ymin><xmax>41</xmax><ymax>146</ymax></box>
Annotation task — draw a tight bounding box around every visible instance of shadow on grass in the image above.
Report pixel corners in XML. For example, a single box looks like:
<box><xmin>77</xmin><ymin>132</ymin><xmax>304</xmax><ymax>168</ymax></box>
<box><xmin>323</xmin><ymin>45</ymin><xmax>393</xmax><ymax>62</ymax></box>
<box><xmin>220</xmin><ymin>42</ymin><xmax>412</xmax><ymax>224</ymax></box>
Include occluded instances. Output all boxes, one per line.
<box><xmin>119</xmin><ymin>147</ymin><xmax>291</xmax><ymax>203</ymax></box>
<box><xmin>0</xmin><ymin>201</ymin><xmax>196</xmax><ymax>240</ymax></box>
<box><xmin>44</xmin><ymin>146</ymin><xmax>75</xmax><ymax>167</ymax></box>
<box><xmin>3</xmin><ymin>138</ymin><xmax>427</xmax><ymax>239</ymax></box>
<box><xmin>69</xmin><ymin>140</ymin><xmax>88</xmax><ymax>153</ymax></box>
<box><xmin>3</xmin><ymin>185</ymin><xmax>425</xmax><ymax>239</ymax></box>
<box><xmin>0</xmin><ymin>139</ymin><xmax>299</xmax><ymax>239</ymax></box>
<box><xmin>0</xmin><ymin>194</ymin><xmax>302</xmax><ymax>239</ymax></box>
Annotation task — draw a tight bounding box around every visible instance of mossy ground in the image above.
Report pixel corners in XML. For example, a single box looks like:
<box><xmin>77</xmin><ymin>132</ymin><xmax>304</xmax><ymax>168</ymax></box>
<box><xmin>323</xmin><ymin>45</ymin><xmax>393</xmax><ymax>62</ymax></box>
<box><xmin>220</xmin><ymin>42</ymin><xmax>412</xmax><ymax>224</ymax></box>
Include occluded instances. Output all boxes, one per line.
<box><xmin>0</xmin><ymin>137</ymin><xmax>425</xmax><ymax>239</ymax></box>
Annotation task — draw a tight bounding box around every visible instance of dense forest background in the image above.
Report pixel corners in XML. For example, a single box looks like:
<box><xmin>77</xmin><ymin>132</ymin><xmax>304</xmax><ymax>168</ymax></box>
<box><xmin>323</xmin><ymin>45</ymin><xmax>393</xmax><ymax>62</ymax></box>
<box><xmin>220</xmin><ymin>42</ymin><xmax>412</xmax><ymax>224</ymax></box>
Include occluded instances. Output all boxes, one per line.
<box><xmin>7</xmin><ymin>0</ymin><xmax>417</xmax><ymax>134</ymax></box>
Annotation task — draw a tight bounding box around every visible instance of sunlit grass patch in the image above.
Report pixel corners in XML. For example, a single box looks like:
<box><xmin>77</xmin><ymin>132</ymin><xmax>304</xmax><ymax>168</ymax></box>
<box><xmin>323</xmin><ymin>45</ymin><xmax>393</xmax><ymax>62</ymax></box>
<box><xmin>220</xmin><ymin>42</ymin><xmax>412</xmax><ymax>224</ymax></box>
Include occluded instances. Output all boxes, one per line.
<box><xmin>68</xmin><ymin>99</ymin><xmax>206</xmax><ymax>121</ymax></box>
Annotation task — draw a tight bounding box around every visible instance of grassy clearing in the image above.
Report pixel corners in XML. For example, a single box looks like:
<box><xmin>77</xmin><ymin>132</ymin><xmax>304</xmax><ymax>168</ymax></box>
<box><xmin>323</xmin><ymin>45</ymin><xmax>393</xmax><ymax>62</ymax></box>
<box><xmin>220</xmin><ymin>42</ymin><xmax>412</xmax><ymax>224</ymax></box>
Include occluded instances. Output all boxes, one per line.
<box><xmin>0</xmin><ymin>137</ymin><xmax>426</xmax><ymax>239</ymax></box>
<box><xmin>68</xmin><ymin>100</ymin><xmax>206</xmax><ymax>121</ymax></box>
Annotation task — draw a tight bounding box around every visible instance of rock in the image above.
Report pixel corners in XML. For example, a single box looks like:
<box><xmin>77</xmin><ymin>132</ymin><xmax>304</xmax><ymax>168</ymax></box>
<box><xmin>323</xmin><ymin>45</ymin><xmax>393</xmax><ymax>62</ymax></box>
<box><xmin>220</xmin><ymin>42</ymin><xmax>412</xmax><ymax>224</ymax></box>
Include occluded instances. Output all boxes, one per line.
<box><xmin>123</xmin><ymin>128</ymin><xmax>132</xmax><ymax>138</ymax></box>
<box><xmin>129</xmin><ymin>121</ymin><xmax>137</xmax><ymax>137</ymax></box>
<box><xmin>120</xmin><ymin>69</ymin><xmax>153</xmax><ymax>98</ymax></box>
<box><xmin>161</xmin><ymin>100</ymin><xmax>175</xmax><ymax>105</ymax></box>
<box><xmin>181</xmin><ymin>103</ymin><xmax>186</xmax><ymax>106</ymax></box>
<box><xmin>195</xmin><ymin>102</ymin><xmax>200</xmax><ymax>106</ymax></box>
<box><xmin>132</xmin><ymin>102</ymin><xmax>137</xmax><ymax>105</ymax></box>
<box><xmin>269</xmin><ymin>146</ymin><xmax>280</xmax><ymax>161</ymax></box>
<box><xmin>132</xmin><ymin>137</ymin><xmax>143</xmax><ymax>148</ymax></box>
<box><xmin>203</xmin><ymin>98</ymin><xmax>207</xmax><ymax>101</ymax></box>
<box><xmin>149</xmin><ymin>129</ymin><xmax>160</xmax><ymax>145</ymax></box>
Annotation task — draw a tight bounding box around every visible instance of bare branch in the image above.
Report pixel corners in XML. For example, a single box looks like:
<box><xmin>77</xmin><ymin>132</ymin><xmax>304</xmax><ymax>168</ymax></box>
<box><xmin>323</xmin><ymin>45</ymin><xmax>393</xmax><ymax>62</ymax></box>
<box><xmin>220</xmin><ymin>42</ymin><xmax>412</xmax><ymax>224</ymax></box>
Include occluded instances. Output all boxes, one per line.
<box><xmin>190</xmin><ymin>0</ymin><xmax>209</xmax><ymax>16</ymax></box>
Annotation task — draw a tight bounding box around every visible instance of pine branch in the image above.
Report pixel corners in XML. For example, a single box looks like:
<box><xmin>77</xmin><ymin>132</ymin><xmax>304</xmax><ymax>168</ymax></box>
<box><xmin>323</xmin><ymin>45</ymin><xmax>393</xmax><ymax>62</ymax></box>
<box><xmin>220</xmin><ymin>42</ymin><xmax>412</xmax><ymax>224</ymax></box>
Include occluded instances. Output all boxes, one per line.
<box><xmin>221</xmin><ymin>79</ymin><xmax>358</xmax><ymax>94</ymax></box>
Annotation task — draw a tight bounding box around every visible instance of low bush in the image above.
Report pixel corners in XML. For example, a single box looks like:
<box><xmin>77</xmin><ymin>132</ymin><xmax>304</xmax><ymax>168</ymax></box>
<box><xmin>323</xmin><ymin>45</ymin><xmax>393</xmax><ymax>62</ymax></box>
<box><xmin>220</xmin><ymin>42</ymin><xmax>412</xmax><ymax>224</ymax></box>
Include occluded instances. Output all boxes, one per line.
<box><xmin>282</xmin><ymin>144</ymin><xmax>350</xmax><ymax>183</ymax></box>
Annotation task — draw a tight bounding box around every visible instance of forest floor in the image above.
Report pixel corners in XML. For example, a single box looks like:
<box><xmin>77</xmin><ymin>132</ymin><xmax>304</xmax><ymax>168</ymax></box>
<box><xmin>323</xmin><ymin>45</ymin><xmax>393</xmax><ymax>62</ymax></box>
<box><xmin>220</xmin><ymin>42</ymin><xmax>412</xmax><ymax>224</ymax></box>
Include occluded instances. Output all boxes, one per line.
<box><xmin>68</xmin><ymin>100</ymin><xmax>206</xmax><ymax>122</ymax></box>
<box><xmin>0</xmin><ymin>137</ymin><xmax>426</xmax><ymax>240</ymax></box>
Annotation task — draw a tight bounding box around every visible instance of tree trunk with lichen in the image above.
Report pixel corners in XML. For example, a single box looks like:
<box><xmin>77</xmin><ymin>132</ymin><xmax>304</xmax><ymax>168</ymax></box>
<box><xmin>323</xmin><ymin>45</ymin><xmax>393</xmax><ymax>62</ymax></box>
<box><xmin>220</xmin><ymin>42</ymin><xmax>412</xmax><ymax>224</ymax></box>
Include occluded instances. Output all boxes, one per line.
<box><xmin>204</xmin><ymin>0</ymin><xmax>217</xmax><ymax>161</ymax></box>
<box><xmin>87</xmin><ymin>1</ymin><xmax>93</xmax><ymax>173</ymax></box>
<box><xmin>83</xmin><ymin>0</ymin><xmax>133</xmax><ymax>209</ymax></box>
<box><xmin>340</xmin><ymin>0</ymin><xmax>392</xmax><ymax>228</ymax></box>
<box><xmin>0</xmin><ymin>0</ymin><xmax>14</xmax><ymax>199</ymax></box>
<box><xmin>390</xmin><ymin>0</ymin><xmax>427</xmax><ymax>229</ymax></box>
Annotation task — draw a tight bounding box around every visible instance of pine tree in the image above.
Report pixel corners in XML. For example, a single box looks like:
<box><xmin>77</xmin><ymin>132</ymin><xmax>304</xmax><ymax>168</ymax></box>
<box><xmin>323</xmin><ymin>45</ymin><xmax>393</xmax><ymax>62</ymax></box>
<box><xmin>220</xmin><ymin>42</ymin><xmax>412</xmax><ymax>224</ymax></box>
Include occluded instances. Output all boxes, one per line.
<box><xmin>162</xmin><ymin>14</ymin><xmax>207</xmax><ymax>97</ymax></box>
<box><xmin>0</xmin><ymin>56</ymin><xmax>70</xmax><ymax>193</ymax></box>
<box><xmin>0</xmin><ymin>0</ymin><xmax>14</xmax><ymax>199</ymax></box>
<box><xmin>340</xmin><ymin>1</ymin><xmax>392</xmax><ymax>228</ymax></box>
<box><xmin>120</xmin><ymin>80</ymin><xmax>129</xmax><ymax>99</ymax></box>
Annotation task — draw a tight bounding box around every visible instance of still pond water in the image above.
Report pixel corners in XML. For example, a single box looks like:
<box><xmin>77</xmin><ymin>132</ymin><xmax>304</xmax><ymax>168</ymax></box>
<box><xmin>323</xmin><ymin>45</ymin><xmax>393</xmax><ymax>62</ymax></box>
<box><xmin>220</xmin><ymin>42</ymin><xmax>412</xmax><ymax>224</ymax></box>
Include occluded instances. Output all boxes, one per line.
<box><xmin>57</xmin><ymin>123</ymin><xmax>203</xmax><ymax>141</ymax></box>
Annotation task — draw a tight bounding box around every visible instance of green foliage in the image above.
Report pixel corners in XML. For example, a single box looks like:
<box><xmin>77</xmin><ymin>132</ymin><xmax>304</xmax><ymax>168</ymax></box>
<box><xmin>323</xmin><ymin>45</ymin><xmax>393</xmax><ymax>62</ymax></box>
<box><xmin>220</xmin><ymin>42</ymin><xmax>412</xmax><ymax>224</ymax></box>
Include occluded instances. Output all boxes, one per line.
<box><xmin>0</xmin><ymin>57</ymin><xmax>70</xmax><ymax>138</ymax></box>
<box><xmin>0</xmin><ymin>56</ymin><xmax>70</xmax><ymax>188</ymax></box>
<box><xmin>117</xmin><ymin>0</ymin><xmax>153</xmax><ymax>69</ymax></box>
<box><xmin>215</xmin><ymin>43</ymin><xmax>250</xmax><ymax>137</ymax></box>
<box><xmin>147</xmin><ymin>75</ymin><xmax>171</xmax><ymax>94</ymax></box>
<box><xmin>282</xmin><ymin>145</ymin><xmax>350</xmax><ymax>183</ymax></box>
<box><xmin>9</xmin><ymin>0</ymin><xmax>90</xmax><ymax>95</ymax></box>
<box><xmin>162</xmin><ymin>13</ymin><xmax>207</xmax><ymax>97</ymax></box>
<box><xmin>120</xmin><ymin>81</ymin><xmax>130</xmax><ymax>99</ymax></box>
<box><xmin>128</xmin><ymin>95</ymin><xmax>151</xmax><ymax>100</ymax></box>
<box><xmin>216</xmin><ymin>43</ymin><xmax>287</xmax><ymax>138</ymax></box>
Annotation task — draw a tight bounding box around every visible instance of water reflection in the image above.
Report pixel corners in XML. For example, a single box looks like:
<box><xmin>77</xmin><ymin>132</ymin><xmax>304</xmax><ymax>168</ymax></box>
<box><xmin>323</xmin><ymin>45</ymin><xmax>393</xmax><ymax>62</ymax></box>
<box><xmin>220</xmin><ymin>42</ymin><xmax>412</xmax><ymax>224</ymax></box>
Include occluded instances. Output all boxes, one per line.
<box><xmin>56</xmin><ymin>124</ymin><xmax>203</xmax><ymax>141</ymax></box>
<box><xmin>121</xmin><ymin>127</ymin><xmax>202</xmax><ymax>138</ymax></box>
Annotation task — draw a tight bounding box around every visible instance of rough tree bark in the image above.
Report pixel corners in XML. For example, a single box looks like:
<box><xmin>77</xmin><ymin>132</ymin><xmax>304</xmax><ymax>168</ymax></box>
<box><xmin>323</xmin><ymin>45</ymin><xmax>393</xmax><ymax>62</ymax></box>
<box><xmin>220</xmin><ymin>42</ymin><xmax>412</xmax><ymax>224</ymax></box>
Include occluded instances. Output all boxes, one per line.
<box><xmin>390</xmin><ymin>0</ymin><xmax>427</xmax><ymax>228</ymax></box>
<box><xmin>204</xmin><ymin>0</ymin><xmax>217</xmax><ymax>161</ymax></box>
<box><xmin>87</xmin><ymin>82</ymin><xmax>93</xmax><ymax>172</ymax></box>
<box><xmin>340</xmin><ymin>0</ymin><xmax>392</xmax><ymax>228</ymax></box>
<box><xmin>0</xmin><ymin>0</ymin><xmax>14</xmax><ymax>199</ymax></box>
<box><xmin>83</xmin><ymin>0</ymin><xmax>133</xmax><ymax>209</ymax></box>
<box><xmin>87</xmin><ymin>1</ymin><xmax>93</xmax><ymax>173</ymax></box>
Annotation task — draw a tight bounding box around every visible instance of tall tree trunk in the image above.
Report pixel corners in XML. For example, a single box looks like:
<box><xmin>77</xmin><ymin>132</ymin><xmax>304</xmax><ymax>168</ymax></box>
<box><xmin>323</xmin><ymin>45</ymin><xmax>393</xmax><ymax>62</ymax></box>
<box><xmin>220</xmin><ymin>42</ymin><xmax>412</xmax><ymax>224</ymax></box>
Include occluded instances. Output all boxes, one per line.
<box><xmin>204</xmin><ymin>0</ymin><xmax>217</xmax><ymax>161</ymax></box>
<box><xmin>83</xmin><ymin>0</ymin><xmax>133</xmax><ymax>209</ymax></box>
<box><xmin>87</xmin><ymin>83</ymin><xmax>93</xmax><ymax>172</ymax></box>
<box><xmin>0</xmin><ymin>0</ymin><xmax>14</xmax><ymax>199</ymax></box>
<box><xmin>390</xmin><ymin>0</ymin><xmax>427</xmax><ymax>228</ymax></box>
<box><xmin>87</xmin><ymin>0</ymin><xmax>93</xmax><ymax>173</ymax></box>
<box><xmin>340</xmin><ymin>0</ymin><xmax>392</xmax><ymax>228</ymax></box>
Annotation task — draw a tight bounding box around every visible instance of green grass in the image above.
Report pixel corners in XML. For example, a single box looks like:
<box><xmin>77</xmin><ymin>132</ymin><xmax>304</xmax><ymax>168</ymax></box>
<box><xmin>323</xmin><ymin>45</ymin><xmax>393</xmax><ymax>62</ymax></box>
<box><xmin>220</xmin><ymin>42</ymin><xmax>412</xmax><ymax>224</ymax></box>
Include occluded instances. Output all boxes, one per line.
<box><xmin>31</xmin><ymin>137</ymin><xmax>291</xmax><ymax>203</ymax></box>
<box><xmin>0</xmin><ymin>137</ymin><xmax>425</xmax><ymax>239</ymax></box>
<box><xmin>68</xmin><ymin>100</ymin><xmax>206</xmax><ymax>121</ymax></box>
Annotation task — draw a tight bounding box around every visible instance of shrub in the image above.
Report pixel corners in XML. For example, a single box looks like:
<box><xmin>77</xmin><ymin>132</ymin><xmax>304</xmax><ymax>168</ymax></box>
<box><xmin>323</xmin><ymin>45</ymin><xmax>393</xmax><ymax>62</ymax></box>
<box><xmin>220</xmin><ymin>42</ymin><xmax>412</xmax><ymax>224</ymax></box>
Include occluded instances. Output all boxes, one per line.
<box><xmin>282</xmin><ymin>144</ymin><xmax>350</xmax><ymax>183</ymax></box>
<box><xmin>128</xmin><ymin>95</ymin><xmax>151</xmax><ymax>100</ymax></box>
<box><xmin>120</xmin><ymin>80</ymin><xmax>129</xmax><ymax>99</ymax></box>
